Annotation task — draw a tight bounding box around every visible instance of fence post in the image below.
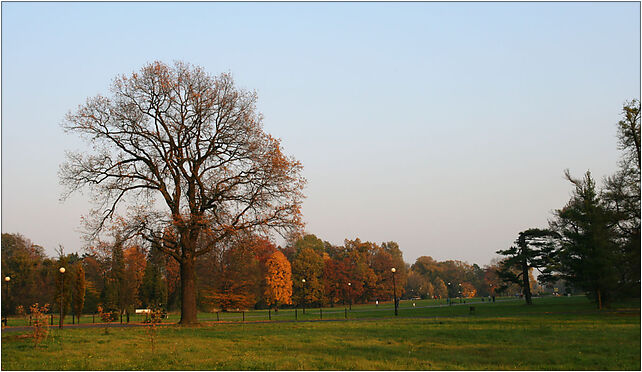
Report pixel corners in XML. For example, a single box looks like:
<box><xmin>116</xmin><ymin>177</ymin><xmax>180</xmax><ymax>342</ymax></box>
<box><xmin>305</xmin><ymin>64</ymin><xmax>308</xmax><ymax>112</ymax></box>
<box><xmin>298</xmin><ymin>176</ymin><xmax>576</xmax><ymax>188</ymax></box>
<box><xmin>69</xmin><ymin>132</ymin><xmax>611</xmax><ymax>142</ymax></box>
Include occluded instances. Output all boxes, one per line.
<box><xmin>216</xmin><ymin>311</ymin><xmax>219</xmax><ymax>321</ymax></box>
<box><xmin>320</xmin><ymin>308</ymin><xmax>322</xmax><ymax>320</ymax></box>
<box><xmin>268</xmin><ymin>309</ymin><xmax>271</xmax><ymax>321</ymax></box>
<box><xmin>50</xmin><ymin>313</ymin><xmax>53</xmax><ymax>325</ymax></box>
<box><xmin>242</xmin><ymin>311</ymin><xmax>245</xmax><ymax>322</ymax></box>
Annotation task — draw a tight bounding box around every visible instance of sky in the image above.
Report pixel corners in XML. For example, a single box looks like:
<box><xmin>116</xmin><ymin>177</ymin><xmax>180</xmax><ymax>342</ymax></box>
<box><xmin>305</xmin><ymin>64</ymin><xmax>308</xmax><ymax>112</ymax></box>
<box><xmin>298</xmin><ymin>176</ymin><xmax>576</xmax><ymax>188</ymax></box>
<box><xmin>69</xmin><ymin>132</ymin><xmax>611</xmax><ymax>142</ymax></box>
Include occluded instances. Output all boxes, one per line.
<box><xmin>1</xmin><ymin>2</ymin><xmax>640</xmax><ymax>266</ymax></box>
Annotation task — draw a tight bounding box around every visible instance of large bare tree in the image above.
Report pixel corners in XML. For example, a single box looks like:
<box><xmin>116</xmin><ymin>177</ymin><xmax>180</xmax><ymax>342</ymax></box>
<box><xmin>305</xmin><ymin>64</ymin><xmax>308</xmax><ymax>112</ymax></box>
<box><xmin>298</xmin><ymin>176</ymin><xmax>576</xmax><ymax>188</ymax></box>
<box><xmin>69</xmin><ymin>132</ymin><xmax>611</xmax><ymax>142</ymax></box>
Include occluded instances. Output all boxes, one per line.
<box><xmin>60</xmin><ymin>61</ymin><xmax>305</xmax><ymax>324</ymax></box>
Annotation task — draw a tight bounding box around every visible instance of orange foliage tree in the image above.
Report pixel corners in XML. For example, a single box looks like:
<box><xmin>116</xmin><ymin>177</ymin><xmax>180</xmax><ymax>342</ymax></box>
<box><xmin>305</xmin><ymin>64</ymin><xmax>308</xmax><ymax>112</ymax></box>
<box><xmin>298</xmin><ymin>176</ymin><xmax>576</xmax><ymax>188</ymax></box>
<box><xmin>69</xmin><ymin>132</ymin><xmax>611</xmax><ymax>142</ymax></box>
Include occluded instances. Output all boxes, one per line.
<box><xmin>264</xmin><ymin>251</ymin><xmax>292</xmax><ymax>310</ymax></box>
<box><xmin>460</xmin><ymin>282</ymin><xmax>477</xmax><ymax>298</ymax></box>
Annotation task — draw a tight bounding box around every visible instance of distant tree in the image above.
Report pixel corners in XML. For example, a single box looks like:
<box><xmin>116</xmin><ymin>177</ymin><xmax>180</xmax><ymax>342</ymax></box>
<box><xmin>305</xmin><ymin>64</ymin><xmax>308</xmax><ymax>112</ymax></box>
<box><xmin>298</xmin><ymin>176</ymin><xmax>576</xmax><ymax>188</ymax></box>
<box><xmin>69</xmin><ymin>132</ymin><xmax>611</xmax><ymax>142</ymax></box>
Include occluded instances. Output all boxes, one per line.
<box><xmin>140</xmin><ymin>246</ymin><xmax>168</xmax><ymax>309</ymax></box>
<box><xmin>264</xmin><ymin>251</ymin><xmax>293</xmax><ymax>310</ymax></box>
<box><xmin>72</xmin><ymin>264</ymin><xmax>86</xmax><ymax>320</ymax></box>
<box><xmin>460</xmin><ymin>282</ymin><xmax>476</xmax><ymax>298</ymax></box>
<box><xmin>291</xmin><ymin>246</ymin><xmax>325</xmax><ymax>307</ymax></box>
<box><xmin>433</xmin><ymin>277</ymin><xmax>448</xmax><ymax>299</ymax></box>
<box><xmin>110</xmin><ymin>239</ymin><xmax>127</xmax><ymax>319</ymax></box>
<box><xmin>405</xmin><ymin>270</ymin><xmax>424</xmax><ymax>298</ymax></box>
<box><xmin>496</xmin><ymin>228</ymin><xmax>559</xmax><ymax>305</ymax></box>
<box><xmin>204</xmin><ymin>242</ymin><xmax>260</xmax><ymax>311</ymax></box>
<box><xmin>123</xmin><ymin>246</ymin><xmax>147</xmax><ymax>314</ymax></box>
<box><xmin>323</xmin><ymin>257</ymin><xmax>351</xmax><ymax>305</ymax></box>
<box><xmin>60</xmin><ymin>61</ymin><xmax>305</xmax><ymax>324</ymax></box>
<box><xmin>483</xmin><ymin>259</ymin><xmax>504</xmax><ymax>296</ymax></box>
<box><xmin>1</xmin><ymin>233</ymin><xmax>51</xmax><ymax>312</ymax></box>
<box><xmin>247</xmin><ymin>236</ymin><xmax>278</xmax><ymax>308</ymax></box>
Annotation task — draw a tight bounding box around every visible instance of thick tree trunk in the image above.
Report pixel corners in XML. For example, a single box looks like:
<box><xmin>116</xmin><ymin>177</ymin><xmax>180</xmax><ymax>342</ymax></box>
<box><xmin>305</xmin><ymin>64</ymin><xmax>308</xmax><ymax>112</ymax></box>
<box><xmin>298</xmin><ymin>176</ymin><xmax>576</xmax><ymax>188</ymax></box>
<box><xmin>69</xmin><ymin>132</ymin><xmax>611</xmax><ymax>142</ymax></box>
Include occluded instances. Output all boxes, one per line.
<box><xmin>522</xmin><ymin>260</ymin><xmax>532</xmax><ymax>305</ymax></box>
<box><xmin>179</xmin><ymin>258</ymin><xmax>199</xmax><ymax>325</ymax></box>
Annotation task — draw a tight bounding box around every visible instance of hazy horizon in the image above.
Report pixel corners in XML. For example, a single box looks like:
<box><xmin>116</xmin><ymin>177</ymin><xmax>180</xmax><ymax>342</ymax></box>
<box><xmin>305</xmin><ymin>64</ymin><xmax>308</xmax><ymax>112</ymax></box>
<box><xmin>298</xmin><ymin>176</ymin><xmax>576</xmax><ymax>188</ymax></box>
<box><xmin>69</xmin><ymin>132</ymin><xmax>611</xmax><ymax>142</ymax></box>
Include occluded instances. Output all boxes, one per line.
<box><xmin>2</xmin><ymin>2</ymin><xmax>640</xmax><ymax>266</ymax></box>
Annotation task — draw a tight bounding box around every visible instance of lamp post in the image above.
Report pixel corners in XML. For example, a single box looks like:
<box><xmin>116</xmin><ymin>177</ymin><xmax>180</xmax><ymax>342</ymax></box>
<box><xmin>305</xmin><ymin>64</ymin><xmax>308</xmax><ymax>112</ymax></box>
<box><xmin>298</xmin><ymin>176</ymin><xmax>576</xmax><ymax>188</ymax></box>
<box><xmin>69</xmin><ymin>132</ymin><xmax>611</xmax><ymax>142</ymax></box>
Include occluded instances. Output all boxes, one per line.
<box><xmin>301</xmin><ymin>278</ymin><xmax>306</xmax><ymax>314</ymax></box>
<box><xmin>391</xmin><ymin>268</ymin><xmax>398</xmax><ymax>316</ymax></box>
<box><xmin>4</xmin><ymin>276</ymin><xmax>10</xmax><ymax>326</ymax></box>
<box><xmin>59</xmin><ymin>267</ymin><xmax>65</xmax><ymax>329</ymax></box>
<box><xmin>347</xmin><ymin>282</ymin><xmax>352</xmax><ymax>310</ymax></box>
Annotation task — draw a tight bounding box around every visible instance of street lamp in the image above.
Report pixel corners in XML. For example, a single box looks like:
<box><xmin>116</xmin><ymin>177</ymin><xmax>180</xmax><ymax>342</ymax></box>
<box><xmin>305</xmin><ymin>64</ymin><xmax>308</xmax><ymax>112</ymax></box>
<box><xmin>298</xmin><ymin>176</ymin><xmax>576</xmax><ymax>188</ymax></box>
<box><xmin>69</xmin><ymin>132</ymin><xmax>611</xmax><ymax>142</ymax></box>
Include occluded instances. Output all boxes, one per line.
<box><xmin>391</xmin><ymin>268</ymin><xmax>398</xmax><ymax>316</ymax></box>
<box><xmin>301</xmin><ymin>278</ymin><xmax>306</xmax><ymax>314</ymax></box>
<box><xmin>59</xmin><ymin>267</ymin><xmax>65</xmax><ymax>329</ymax></box>
<box><xmin>3</xmin><ymin>276</ymin><xmax>10</xmax><ymax>326</ymax></box>
<box><xmin>347</xmin><ymin>282</ymin><xmax>352</xmax><ymax>310</ymax></box>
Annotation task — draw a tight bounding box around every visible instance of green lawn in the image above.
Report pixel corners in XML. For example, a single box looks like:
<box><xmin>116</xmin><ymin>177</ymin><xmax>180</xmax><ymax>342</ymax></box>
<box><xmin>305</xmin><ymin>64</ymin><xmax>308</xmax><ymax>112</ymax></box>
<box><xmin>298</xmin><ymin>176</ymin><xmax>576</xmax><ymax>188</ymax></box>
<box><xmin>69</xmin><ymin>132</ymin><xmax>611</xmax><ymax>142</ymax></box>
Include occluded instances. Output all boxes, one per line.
<box><xmin>2</xmin><ymin>296</ymin><xmax>639</xmax><ymax>370</ymax></box>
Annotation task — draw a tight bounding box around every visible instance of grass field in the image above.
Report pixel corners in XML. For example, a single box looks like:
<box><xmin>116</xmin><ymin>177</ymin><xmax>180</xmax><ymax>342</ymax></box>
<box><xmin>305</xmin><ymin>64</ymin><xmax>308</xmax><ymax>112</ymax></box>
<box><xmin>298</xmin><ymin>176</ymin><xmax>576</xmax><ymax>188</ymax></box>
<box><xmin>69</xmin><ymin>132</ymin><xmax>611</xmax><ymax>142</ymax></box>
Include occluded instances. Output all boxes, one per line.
<box><xmin>2</xmin><ymin>296</ymin><xmax>639</xmax><ymax>370</ymax></box>
<box><xmin>0</xmin><ymin>295</ymin><xmax>589</xmax><ymax>325</ymax></box>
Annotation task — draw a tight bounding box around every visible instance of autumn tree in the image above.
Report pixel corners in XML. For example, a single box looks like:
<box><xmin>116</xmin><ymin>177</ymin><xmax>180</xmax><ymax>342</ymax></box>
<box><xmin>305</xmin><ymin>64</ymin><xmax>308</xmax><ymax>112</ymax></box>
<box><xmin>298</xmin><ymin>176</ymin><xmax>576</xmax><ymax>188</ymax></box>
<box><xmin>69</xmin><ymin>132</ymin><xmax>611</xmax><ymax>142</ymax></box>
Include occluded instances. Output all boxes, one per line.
<box><xmin>60</xmin><ymin>61</ymin><xmax>305</xmax><ymax>324</ymax></box>
<box><xmin>460</xmin><ymin>282</ymin><xmax>476</xmax><ymax>298</ymax></box>
<box><xmin>72</xmin><ymin>263</ymin><xmax>86</xmax><ymax>321</ymax></box>
<box><xmin>291</xmin><ymin>246</ymin><xmax>325</xmax><ymax>308</ymax></box>
<box><xmin>433</xmin><ymin>277</ymin><xmax>448</xmax><ymax>299</ymax></box>
<box><xmin>1</xmin><ymin>233</ymin><xmax>53</xmax><ymax>312</ymax></box>
<box><xmin>405</xmin><ymin>270</ymin><xmax>422</xmax><ymax>298</ymax></box>
<box><xmin>323</xmin><ymin>257</ymin><xmax>350</xmax><ymax>305</ymax></box>
<box><xmin>264</xmin><ymin>251</ymin><xmax>293</xmax><ymax>310</ymax></box>
<box><xmin>202</xmin><ymin>240</ymin><xmax>261</xmax><ymax>311</ymax></box>
<box><xmin>496</xmin><ymin>228</ymin><xmax>559</xmax><ymax>305</ymax></box>
<box><xmin>123</xmin><ymin>246</ymin><xmax>147</xmax><ymax>315</ymax></box>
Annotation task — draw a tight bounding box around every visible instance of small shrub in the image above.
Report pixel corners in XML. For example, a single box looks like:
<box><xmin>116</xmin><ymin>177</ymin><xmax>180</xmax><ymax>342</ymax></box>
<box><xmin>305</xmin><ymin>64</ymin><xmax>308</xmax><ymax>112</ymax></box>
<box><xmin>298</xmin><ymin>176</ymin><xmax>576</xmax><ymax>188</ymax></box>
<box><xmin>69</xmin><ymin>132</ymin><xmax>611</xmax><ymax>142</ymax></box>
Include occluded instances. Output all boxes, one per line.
<box><xmin>96</xmin><ymin>305</ymin><xmax>116</xmax><ymax>334</ymax></box>
<box><xmin>145</xmin><ymin>308</ymin><xmax>164</xmax><ymax>353</ymax></box>
<box><xmin>17</xmin><ymin>303</ymin><xmax>50</xmax><ymax>348</ymax></box>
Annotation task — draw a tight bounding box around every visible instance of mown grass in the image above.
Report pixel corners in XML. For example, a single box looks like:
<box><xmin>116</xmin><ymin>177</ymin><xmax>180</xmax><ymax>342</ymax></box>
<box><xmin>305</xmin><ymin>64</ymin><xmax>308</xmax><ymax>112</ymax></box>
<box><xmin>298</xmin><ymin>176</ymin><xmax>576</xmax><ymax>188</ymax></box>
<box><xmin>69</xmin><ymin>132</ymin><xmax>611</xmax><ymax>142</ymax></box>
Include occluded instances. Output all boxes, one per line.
<box><xmin>1</xmin><ymin>295</ymin><xmax>592</xmax><ymax>326</ymax></box>
<box><xmin>2</xmin><ymin>296</ymin><xmax>639</xmax><ymax>370</ymax></box>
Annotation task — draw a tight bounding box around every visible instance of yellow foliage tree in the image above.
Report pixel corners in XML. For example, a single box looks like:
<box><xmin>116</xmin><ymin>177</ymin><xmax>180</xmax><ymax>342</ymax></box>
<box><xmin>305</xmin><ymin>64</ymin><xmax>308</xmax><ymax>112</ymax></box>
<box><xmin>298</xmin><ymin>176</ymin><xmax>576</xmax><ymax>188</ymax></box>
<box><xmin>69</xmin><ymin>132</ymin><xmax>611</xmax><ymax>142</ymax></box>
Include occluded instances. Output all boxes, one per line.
<box><xmin>461</xmin><ymin>282</ymin><xmax>477</xmax><ymax>298</ymax></box>
<box><xmin>264</xmin><ymin>251</ymin><xmax>293</xmax><ymax>309</ymax></box>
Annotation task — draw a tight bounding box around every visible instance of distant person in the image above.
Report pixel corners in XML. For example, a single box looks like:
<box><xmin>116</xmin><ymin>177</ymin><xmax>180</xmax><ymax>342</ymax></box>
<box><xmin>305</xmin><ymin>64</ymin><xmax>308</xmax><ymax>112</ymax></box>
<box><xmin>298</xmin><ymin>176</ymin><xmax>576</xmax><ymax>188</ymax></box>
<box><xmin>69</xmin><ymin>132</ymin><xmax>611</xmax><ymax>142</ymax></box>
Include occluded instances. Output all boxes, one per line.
<box><xmin>492</xmin><ymin>295</ymin><xmax>496</xmax><ymax>303</ymax></box>
<box><xmin>375</xmin><ymin>300</ymin><xmax>379</xmax><ymax>307</ymax></box>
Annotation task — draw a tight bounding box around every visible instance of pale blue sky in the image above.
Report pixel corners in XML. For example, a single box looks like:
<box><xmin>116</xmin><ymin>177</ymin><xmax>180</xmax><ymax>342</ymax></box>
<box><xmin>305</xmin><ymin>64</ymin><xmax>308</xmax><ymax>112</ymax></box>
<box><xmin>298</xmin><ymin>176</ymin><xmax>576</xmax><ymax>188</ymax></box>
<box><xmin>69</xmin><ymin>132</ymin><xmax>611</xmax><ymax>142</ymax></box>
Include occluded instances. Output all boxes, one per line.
<box><xmin>2</xmin><ymin>2</ymin><xmax>640</xmax><ymax>265</ymax></box>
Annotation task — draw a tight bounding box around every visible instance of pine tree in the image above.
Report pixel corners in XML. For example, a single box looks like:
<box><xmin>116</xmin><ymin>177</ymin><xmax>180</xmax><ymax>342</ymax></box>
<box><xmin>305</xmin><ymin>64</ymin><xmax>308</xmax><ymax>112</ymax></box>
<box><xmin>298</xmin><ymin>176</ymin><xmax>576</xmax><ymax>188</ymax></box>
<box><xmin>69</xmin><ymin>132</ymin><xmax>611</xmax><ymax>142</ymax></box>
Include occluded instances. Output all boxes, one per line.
<box><xmin>496</xmin><ymin>228</ymin><xmax>559</xmax><ymax>305</ymax></box>
<box><xmin>550</xmin><ymin>171</ymin><xmax>619</xmax><ymax>309</ymax></box>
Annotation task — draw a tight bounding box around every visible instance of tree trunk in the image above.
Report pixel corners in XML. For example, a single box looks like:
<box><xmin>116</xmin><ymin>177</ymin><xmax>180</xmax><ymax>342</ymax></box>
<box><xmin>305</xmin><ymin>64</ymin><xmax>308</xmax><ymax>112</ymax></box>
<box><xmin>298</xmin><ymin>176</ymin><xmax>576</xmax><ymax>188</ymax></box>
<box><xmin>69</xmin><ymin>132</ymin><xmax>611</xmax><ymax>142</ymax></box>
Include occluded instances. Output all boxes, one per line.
<box><xmin>522</xmin><ymin>259</ymin><xmax>532</xmax><ymax>305</ymax></box>
<box><xmin>179</xmin><ymin>258</ymin><xmax>199</xmax><ymax>325</ymax></box>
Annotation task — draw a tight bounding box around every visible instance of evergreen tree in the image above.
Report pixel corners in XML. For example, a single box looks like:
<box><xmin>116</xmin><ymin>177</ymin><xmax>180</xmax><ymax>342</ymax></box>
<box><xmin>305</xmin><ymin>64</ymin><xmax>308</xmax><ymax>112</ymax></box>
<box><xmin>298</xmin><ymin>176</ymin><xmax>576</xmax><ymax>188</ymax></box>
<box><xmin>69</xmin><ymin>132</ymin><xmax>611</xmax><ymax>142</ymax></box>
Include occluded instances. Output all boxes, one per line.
<box><xmin>140</xmin><ymin>246</ymin><xmax>168</xmax><ymax>309</ymax></box>
<box><xmin>550</xmin><ymin>171</ymin><xmax>619</xmax><ymax>309</ymax></box>
<box><xmin>496</xmin><ymin>228</ymin><xmax>559</xmax><ymax>305</ymax></box>
<box><xmin>603</xmin><ymin>99</ymin><xmax>641</xmax><ymax>297</ymax></box>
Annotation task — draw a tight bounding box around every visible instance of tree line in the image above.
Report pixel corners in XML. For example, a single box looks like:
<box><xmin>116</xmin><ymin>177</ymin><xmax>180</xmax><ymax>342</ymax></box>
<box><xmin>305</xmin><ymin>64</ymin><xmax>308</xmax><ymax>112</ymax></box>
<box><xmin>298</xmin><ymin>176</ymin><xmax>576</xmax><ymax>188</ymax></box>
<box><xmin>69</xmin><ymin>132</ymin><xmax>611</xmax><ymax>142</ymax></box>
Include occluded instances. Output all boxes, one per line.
<box><xmin>1</xmin><ymin>230</ymin><xmax>522</xmax><ymax>318</ymax></box>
